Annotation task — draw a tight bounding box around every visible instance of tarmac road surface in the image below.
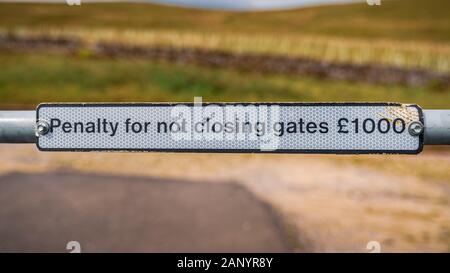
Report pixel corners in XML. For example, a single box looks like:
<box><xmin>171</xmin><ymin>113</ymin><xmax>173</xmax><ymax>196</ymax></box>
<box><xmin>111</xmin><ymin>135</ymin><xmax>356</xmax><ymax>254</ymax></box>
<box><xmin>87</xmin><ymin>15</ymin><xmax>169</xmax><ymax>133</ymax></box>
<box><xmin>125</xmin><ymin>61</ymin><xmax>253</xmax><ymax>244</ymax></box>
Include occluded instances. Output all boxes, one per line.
<box><xmin>0</xmin><ymin>172</ymin><xmax>290</xmax><ymax>253</ymax></box>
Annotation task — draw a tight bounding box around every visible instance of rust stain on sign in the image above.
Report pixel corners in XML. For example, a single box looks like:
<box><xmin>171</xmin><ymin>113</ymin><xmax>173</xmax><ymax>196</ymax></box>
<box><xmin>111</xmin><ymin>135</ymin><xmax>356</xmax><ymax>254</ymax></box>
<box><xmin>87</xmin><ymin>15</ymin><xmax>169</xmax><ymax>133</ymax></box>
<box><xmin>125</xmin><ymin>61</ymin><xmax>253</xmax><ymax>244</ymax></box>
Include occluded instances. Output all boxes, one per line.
<box><xmin>381</xmin><ymin>104</ymin><xmax>419</xmax><ymax>124</ymax></box>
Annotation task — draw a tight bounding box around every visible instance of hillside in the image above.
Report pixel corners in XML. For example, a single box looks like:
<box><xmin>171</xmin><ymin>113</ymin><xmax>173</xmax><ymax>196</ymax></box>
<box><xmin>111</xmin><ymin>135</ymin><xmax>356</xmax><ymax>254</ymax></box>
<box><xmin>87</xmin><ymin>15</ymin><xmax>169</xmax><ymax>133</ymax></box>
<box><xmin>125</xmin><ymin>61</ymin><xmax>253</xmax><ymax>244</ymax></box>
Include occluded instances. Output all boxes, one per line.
<box><xmin>1</xmin><ymin>0</ymin><xmax>449</xmax><ymax>72</ymax></box>
<box><xmin>0</xmin><ymin>0</ymin><xmax>448</xmax><ymax>42</ymax></box>
<box><xmin>0</xmin><ymin>0</ymin><xmax>448</xmax><ymax>108</ymax></box>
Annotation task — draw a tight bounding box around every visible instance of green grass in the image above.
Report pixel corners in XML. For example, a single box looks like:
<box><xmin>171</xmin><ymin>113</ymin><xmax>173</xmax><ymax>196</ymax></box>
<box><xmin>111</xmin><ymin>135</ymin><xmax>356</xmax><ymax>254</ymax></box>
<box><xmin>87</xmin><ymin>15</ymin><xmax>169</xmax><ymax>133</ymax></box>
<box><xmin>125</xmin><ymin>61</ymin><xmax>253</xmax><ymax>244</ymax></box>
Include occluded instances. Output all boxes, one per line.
<box><xmin>9</xmin><ymin>27</ymin><xmax>449</xmax><ymax>73</ymax></box>
<box><xmin>0</xmin><ymin>51</ymin><xmax>448</xmax><ymax>109</ymax></box>
<box><xmin>0</xmin><ymin>0</ymin><xmax>449</xmax><ymax>42</ymax></box>
<box><xmin>1</xmin><ymin>0</ymin><xmax>449</xmax><ymax>72</ymax></box>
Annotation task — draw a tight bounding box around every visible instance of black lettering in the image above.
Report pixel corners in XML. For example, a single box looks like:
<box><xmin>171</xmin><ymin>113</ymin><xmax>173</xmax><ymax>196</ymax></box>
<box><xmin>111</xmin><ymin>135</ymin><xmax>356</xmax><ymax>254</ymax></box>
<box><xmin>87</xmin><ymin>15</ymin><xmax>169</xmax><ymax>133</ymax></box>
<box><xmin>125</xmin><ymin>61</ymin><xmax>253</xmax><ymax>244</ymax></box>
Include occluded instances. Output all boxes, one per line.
<box><xmin>73</xmin><ymin>122</ymin><xmax>84</xmax><ymax>133</ymax></box>
<box><xmin>194</xmin><ymin>122</ymin><xmax>204</xmax><ymax>133</ymax></box>
<box><xmin>125</xmin><ymin>118</ymin><xmax>132</xmax><ymax>133</ymax></box>
<box><xmin>109</xmin><ymin>122</ymin><xmax>119</xmax><ymax>137</ymax></box>
<box><xmin>242</xmin><ymin>121</ymin><xmax>252</xmax><ymax>134</ymax></box>
<box><xmin>363</xmin><ymin>118</ymin><xmax>376</xmax><ymax>133</ymax></box>
<box><xmin>378</xmin><ymin>118</ymin><xmax>390</xmax><ymax>133</ymax></box>
<box><xmin>157</xmin><ymin>121</ymin><xmax>168</xmax><ymax>133</ymax></box>
<box><xmin>62</xmin><ymin>122</ymin><xmax>72</xmax><ymax>133</ymax></box>
<box><xmin>170</xmin><ymin>122</ymin><xmax>182</xmax><ymax>133</ymax></box>
<box><xmin>286</xmin><ymin>122</ymin><xmax>297</xmax><ymax>133</ymax></box>
<box><xmin>97</xmin><ymin>118</ymin><xmax>101</xmax><ymax>133</ymax></box>
<box><xmin>338</xmin><ymin>118</ymin><xmax>349</xmax><ymax>133</ymax></box>
<box><xmin>306</xmin><ymin>122</ymin><xmax>317</xmax><ymax>133</ymax></box>
<box><xmin>319</xmin><ymin>122</ymin><xmax>329</xmax><ymax>133</ymax></box>
<box><xmin>351</xmin><ymin>118</ymin><xmax>359</xmax><ymax>133</ymax></box>
<box><xmin>255</xmin><ymin>122</ymin><xmax>265</xmax><ymax>137</ymax></box>
<box><xmin>273</xmin><ymin>122</ymin><xmax>284</xmax><ymax>137</ymax></box>
<box><xmin>393</xmin><ymin>118</ymin><xmax>406</xmax><ymax>133</ymax></box>
<box><xmin>144</xmin><ymin>122</ymin><xmax>151</xmax><ymax>133</ymax></box>
<box><xmin>298</xmin><ymin>119</ymin><xmax>305</xmax><ymax>133</ymax></box>
<box><xmin>102</xmin><ymin>119</ymin><xmax>108</xmax><ymax>134</ymax></box>
<box><xmin>49</xmin><ymin>118</ymin><xmax>61</xmax><ymax>133</ymax></box>
<box><xmin>132</xmin><ymin>122</ymin><xmax>142</xmax><ymax>133</ymax></box>
<box><xmin>85</xmin><ymin>122</ymin><xmax>95</xmax><ymax>133</ymax></box>
<box><xmin>224</xmin><ymin>122</ymin><xmax>234</xmax><ymax>133</ymax></box>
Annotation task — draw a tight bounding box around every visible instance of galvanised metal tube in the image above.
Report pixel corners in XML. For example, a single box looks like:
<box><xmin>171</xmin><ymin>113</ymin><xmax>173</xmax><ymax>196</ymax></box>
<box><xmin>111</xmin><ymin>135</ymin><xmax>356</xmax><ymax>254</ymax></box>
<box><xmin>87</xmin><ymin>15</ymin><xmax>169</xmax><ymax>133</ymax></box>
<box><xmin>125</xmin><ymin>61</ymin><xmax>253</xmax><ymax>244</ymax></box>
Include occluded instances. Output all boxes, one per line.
<box><xmin>0</xmin><ymin>111</ymin><xmax>35</xmax><ymax>143</ymax></box>
<box><xmin>423</xmin><ymin>110</ymin><xmax>450</xmax><ymax>145</ymax></box>
<box><xmin>1</xmin><ymin>109</ymin><xmax>450</xmax><ymax>145</ymax></box>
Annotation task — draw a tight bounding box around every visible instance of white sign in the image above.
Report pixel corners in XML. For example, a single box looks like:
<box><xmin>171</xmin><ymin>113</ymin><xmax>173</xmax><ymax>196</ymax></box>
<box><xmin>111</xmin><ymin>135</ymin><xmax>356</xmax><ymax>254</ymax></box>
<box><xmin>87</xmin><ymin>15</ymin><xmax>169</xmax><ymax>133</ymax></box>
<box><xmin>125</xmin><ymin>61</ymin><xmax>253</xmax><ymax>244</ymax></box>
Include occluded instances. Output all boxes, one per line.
<box><xmin>36</xmin><ymin>103</ymin><xmax>423</xmax><ymax>154</ymax></box>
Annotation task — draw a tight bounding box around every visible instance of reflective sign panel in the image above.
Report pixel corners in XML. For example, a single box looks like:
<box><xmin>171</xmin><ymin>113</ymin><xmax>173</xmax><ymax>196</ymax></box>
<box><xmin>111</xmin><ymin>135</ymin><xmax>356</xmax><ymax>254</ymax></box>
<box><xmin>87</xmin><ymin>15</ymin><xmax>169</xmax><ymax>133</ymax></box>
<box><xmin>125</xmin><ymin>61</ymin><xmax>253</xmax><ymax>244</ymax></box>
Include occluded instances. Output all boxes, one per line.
<box><xmin>36</xmin><ymin>103</ymin><xmax>423</xmax><ymax>154</ymax></box>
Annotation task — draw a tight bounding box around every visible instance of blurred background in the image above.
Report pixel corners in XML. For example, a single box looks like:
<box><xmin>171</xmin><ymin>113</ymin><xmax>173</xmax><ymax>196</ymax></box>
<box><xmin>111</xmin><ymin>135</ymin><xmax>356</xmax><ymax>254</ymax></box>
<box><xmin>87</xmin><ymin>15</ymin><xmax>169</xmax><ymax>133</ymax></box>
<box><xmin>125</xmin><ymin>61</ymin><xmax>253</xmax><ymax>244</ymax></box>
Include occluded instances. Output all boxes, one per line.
<box><xmin>0</xmin><ymin>0</ymin><xmax>449</xmax><ymax>252</ymax></box>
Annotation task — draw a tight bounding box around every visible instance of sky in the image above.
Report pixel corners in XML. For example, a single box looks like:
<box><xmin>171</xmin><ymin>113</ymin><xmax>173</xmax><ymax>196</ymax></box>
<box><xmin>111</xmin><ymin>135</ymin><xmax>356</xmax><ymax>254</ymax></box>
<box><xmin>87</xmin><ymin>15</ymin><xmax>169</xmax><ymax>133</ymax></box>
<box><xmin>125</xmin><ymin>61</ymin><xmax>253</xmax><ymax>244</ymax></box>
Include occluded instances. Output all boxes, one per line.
<box><xmin>0</xmin><ymin>0</ymin><xmax>359</xmax><ymax>10</ymax></box>
<box><xmin>146</xmin><ymin>0</ymin><xmax>357</xmax><ymax>10</ymax></box>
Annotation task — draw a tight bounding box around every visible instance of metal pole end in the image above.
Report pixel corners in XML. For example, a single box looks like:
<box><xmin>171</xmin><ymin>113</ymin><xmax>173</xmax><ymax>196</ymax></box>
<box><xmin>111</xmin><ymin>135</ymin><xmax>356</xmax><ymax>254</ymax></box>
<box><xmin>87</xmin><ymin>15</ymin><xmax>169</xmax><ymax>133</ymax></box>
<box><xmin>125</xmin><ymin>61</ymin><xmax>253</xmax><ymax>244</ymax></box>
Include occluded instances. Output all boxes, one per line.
<box><xmin>408</xmin><ymin>121</ymin><xmax>424</xmax><ymax>136</ymax></box>
<box><xmin>35</xmin><ymin>120</ymin><xmax>50</xmax><ymax>137</ymax></box>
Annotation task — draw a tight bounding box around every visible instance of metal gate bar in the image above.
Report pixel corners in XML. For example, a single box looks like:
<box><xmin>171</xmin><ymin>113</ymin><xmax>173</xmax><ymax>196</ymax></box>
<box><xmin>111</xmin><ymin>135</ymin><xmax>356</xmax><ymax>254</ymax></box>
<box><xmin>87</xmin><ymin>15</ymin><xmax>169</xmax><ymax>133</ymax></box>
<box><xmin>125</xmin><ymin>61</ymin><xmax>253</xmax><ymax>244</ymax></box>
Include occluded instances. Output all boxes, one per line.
<box><xmin>0</xmin><ymin>109</ymin><xmax>449</xmax><ymax>145</ymax></box>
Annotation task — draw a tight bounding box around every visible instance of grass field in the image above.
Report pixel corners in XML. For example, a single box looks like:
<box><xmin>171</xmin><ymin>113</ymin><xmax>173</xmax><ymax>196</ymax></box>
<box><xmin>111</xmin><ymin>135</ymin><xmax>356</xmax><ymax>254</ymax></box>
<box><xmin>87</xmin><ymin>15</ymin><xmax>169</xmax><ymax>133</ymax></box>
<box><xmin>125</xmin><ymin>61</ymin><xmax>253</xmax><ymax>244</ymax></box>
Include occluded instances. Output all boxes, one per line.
<box><xmin>1</xmin><ymin>51</ymin><xmax>449</xmax><ymax>108</ymax></box>
<box><xmin>0</xmin><ymin>0</ymin><xmax>448</xmax><ymax>107</ymax></box>
<box><xmin>1</xmin><ymin>0</ymin><xmax>449</xmax><ymax>72</ymax></box>
<box><xmin>1</xmin><ymin>1</ymin><xmax>448</xmax><ymax>41</ymax></box>
<box><xmin>8</xmin><ymin>28</ymin><xmax>449</xmax><ymax>73</ymax></box>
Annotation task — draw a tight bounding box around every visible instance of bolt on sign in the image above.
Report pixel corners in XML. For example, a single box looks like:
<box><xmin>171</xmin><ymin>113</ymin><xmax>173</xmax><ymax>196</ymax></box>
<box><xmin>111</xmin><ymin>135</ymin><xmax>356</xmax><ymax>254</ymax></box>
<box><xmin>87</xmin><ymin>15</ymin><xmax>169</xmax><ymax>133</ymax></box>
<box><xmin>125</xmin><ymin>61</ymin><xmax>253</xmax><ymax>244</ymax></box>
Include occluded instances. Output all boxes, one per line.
<box><xmin>36</xmin><ymin>102</ymin><xmax>424</xmax><ymax>154</ymax></box>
